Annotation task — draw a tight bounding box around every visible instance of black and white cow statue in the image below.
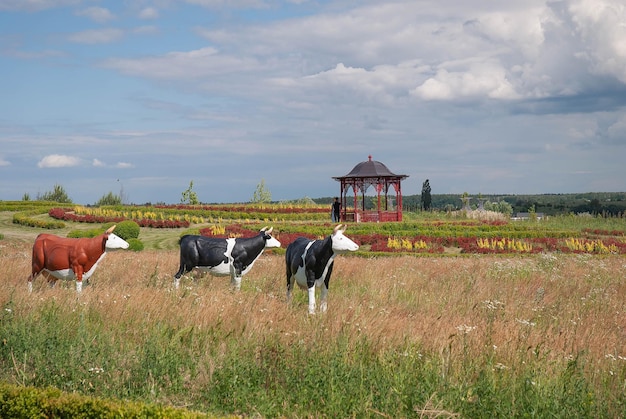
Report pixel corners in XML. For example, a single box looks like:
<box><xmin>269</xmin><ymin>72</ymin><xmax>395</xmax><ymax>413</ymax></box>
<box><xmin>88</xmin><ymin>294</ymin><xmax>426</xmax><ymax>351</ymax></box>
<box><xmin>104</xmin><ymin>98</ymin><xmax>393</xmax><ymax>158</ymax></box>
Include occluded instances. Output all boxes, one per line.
<box><xmin>285</xmin><ymin>224</ymin><xmax>359</xmax><ymax>314</ymax></box>
<box><xmin>174</xmin><ymin>227</ymin><xmax>281</xmax><ymax>290</ymax></box>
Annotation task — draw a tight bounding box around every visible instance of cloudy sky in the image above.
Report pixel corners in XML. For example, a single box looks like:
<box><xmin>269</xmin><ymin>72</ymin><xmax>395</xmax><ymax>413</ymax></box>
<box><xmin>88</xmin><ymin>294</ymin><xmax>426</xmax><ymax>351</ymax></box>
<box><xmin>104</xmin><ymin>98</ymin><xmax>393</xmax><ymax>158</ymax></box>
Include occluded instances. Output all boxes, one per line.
<box><xmin>1</xmin><ymin>0</ymin><xmax>625</xmax><ymax>205</ymax></box>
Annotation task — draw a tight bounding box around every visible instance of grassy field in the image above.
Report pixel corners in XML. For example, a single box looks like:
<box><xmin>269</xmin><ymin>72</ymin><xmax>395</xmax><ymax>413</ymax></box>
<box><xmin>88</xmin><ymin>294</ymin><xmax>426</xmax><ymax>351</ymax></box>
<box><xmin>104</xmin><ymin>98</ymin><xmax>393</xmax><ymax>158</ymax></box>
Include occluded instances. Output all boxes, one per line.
<box><xmin>1</xmin><ymin>210</ymin><xmax>626</xmax><ymax>417</ymax></box>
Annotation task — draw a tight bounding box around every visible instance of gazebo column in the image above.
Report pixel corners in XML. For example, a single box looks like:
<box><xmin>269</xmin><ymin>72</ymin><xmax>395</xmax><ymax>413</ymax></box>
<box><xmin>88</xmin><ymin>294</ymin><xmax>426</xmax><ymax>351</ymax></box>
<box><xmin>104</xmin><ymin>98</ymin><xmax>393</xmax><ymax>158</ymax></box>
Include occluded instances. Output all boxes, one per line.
<box><xmin>353</xmin><ymin>184</ymin><xmax>358</xmax><ymax>221</ymax></box>
<box><xmin>339</xmin><ymin>180</ymin><xmax>346</xmax><ymax>222</ymax></box>
<box><xmin>376</xmin><ymin>183</ymin><xmax>383</xmax><ymax>219</ymax></box>
<box><xmin>396</xmin><ymin>181</ymin><xmax>403</xmax><ymax>221</ymax></box>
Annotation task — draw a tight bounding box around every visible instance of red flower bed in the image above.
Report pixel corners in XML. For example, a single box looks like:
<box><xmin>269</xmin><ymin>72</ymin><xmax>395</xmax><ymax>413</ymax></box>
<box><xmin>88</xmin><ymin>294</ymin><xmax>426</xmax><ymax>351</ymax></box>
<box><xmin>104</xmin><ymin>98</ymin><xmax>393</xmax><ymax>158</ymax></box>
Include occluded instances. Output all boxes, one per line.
<box><xmin>154</xmin><ymin>204</ymin><xmax>329</xmax><ymax>214</ymax></box>
<box><xmin>49</xmin><ymin>208</ymin><xmax>189</xmax><ymax>228</ymax></box>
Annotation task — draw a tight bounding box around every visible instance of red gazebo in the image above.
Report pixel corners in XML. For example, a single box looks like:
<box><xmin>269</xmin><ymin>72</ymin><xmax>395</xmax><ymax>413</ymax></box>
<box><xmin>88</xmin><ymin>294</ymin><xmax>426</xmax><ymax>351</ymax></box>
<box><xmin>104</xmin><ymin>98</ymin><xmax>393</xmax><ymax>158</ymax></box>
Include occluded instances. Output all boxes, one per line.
<box><xmin>333</xmin><ymin>155</ymin><xmax>408</xmax><ymax>222</ymax></box>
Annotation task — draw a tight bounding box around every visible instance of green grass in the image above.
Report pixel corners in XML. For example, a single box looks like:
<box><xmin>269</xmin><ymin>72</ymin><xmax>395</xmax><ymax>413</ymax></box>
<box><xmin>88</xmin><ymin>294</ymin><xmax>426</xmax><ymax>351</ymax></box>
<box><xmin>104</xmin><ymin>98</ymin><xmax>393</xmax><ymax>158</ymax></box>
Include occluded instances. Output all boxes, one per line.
<box><xmin>2</xmin><ymin>206</ymin><xmax>626</xmax><ymax>417</ymax></box>
<box><xmin>0</xmin><ymin>297</ymin><xmax>616</xmax><ymax>417</ymax></box>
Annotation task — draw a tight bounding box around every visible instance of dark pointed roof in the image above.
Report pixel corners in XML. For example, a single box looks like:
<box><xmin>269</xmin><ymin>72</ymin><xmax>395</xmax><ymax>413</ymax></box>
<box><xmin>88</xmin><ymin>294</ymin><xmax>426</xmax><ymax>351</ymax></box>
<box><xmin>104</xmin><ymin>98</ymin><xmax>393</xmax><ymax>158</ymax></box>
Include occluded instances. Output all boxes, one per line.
<box><xmin>333</xmin><ymin>155</ymin><xmax>408</xmax><ymax>180</ymax></box>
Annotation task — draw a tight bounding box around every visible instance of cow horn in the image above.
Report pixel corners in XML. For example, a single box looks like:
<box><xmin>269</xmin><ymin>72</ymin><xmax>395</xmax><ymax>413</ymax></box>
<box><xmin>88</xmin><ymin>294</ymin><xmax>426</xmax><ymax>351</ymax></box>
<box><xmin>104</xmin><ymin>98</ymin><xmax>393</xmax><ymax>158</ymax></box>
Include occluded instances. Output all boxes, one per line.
<box><xmin>333</xmin><ymin>224</ymin><xmax>343</xmax><ymax>233</ymax></box>
<box><xmin>260</xmin><ymin>226</ymin><xmax>268</xmax><ymax>232</ymax></box>
<box><xmin>106</xmin><ymin>225</ymin><xmax>116</xmax><ymax>234</ymax></box>
<box><xmin>266</xmin><ymin>227</ymin><xmax>273</xmax><ymax>234</ymax></box>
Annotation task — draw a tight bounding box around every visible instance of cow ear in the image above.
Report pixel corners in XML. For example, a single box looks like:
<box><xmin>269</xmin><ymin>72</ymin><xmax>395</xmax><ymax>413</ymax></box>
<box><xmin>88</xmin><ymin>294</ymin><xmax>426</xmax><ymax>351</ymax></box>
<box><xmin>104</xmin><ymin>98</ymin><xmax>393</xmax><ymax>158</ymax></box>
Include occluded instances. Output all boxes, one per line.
<box><xmin>106</xmin><ymin>225</ymin><xmax>116</xmax><ymax>234</ymax></box>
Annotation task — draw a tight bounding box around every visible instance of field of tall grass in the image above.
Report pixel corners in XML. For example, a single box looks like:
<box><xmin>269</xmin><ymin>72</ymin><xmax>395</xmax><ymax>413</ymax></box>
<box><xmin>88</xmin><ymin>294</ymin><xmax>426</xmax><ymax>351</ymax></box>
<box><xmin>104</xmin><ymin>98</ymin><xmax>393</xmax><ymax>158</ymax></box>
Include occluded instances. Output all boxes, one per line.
<box><xmin>2</xmin><ymin>229</ymin><xmax>626</xmax><ymax>417</ymax></box>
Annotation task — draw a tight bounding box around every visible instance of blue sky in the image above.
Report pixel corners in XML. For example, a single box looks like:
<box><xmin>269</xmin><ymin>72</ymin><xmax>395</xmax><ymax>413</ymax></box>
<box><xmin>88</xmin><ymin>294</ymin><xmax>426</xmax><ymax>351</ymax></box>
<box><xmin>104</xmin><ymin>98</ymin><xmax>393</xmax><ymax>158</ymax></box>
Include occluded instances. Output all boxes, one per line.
<box><xmin>1</xmin><ymin>0</ymin><xmax>625</xmax><ymax>205</ymax></box>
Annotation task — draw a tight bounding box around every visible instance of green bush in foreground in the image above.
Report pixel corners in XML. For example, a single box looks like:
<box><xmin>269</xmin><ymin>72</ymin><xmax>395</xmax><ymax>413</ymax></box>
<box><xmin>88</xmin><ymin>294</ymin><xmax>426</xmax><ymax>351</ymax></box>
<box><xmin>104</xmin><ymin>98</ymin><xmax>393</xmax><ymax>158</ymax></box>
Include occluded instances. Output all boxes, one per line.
<box><xmin>126</xmin><ymin>238</ymin><xmax>144</xmax><ymax>251</ymax></box>
<box><xmin>0</xmin><ymin>383</ymin><xmax>214</xmax><ymax>419</ymax></box>
<box><xmin>110</xmin><ymin>220</ymin><xmax>141</xmax><ymax>240</ymax></box>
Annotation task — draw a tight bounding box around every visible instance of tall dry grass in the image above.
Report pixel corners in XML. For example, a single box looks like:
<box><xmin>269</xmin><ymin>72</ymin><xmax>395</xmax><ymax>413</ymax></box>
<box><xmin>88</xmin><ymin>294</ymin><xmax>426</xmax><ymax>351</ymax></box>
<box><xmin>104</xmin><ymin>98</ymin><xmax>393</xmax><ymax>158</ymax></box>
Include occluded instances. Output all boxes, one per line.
<box><xmin>2</xmin><ymin>239</ymin><xmax>626</xmax><ymax>416</ymax></box>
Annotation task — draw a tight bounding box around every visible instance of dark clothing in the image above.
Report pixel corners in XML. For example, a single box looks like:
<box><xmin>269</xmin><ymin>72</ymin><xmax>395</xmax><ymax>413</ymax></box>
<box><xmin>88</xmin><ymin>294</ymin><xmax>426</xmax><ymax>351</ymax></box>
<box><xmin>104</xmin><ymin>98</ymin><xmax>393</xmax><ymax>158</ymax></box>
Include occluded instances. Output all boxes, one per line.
<box><xmin>332</xmin><ymin>200</ymin><xmax>341</xmax><ymax>222</ymax></box>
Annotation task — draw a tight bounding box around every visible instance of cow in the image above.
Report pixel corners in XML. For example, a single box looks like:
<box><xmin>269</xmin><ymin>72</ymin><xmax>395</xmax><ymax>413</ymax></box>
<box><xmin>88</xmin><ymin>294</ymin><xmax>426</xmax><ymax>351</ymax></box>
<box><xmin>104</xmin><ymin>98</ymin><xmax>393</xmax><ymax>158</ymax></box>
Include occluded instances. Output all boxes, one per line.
<box><xmin>173</xmin><ymin>226</ymin><xmax>281</xmax><ymax>290</ymax></box>
<box><xmin>285</xmin><ymin>224</ymin><xmax>359</xmax><ymax>314</ymax></box>
<box><xmin>28</xmin><ymin>225</ymin><xmax>129</xmax><ymax>293</ymax></box>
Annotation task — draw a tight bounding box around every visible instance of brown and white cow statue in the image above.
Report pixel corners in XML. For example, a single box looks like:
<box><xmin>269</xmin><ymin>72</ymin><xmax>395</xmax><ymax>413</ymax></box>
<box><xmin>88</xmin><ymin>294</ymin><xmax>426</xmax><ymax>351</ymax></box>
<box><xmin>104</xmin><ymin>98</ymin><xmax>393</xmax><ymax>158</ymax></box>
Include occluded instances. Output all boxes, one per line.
<box><xmin>28</xmin><ymin>225</ymin><xmax>129</xmax><ymax>292</ymax></box>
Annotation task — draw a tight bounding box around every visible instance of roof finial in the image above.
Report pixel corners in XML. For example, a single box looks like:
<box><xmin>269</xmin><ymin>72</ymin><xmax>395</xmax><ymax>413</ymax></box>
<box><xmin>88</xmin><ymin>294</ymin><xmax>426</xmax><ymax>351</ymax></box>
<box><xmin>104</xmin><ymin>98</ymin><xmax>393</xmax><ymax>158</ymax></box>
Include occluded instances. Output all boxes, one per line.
<box><xmin>368</xmin><ymin>155</ymin><xmax>372</xmax><ymax>161</ymax></box>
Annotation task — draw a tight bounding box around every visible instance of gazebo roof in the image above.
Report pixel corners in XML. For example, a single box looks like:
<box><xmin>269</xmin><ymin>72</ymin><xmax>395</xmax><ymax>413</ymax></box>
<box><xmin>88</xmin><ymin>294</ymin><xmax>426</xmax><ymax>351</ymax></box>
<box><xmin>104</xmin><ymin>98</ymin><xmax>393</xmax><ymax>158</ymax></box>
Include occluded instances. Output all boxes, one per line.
<box><xmin>333</xmin><ymin>155</ymin><xmax>408</xmax><ymax>180</ymax></box>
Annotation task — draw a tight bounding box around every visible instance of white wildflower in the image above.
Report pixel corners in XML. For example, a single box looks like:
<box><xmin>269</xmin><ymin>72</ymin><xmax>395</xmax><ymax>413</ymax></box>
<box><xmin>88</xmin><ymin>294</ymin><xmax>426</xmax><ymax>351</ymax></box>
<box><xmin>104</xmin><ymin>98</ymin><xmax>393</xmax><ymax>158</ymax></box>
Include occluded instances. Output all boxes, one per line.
<box><xmin>483</xmin><ymin>300</ymin><xmax>505</xmax><ymax>310</ymax></box>
<box><xmin>456</xmin><ymin>324</ymin><xmax>477</xmax><ymax>334</ymax></box>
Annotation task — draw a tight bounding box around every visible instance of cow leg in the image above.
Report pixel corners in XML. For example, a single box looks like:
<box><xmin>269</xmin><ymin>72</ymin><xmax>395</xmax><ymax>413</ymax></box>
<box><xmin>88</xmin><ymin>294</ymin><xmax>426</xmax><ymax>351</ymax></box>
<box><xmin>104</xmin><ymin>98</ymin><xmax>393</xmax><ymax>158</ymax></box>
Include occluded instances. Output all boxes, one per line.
<box><xmin>306</xmin><ymin>272</ymin><xmax>318</xmax><ymax>314</ymax></box>
<box><xmin>174</xmin><ymin>263</ymin><xmax>199</xmax><ymax>289</ymax></box>
<box><xmin>230</xmin><ymin>264</ymin><xmax>242</xmax><ymax>291</ymax></box>
<box><xmin>285</xmin><ymin>262</ymin><xmax>294</xmax><ymax>303</ymax></box>
<box><xmin>319</xmin><ymin>283</ymin><xmax>329</xmax><ymax>313</ymax></box>
<box><xmin>27</xmin><ymin>274</ymin><xmax>34</xmax><ymax>293</ymax></box>
<box><xmin>75</xmin><ymin>268</ymin><xmax>84</xmax><ymax>293</ymax></box>
<box><xmin>307</xmin><ymin>286</ymin><xmax>316</xmax><ymax>314</ymax></box>
<box><xmin>27</xmin><ymin>271</ymin><xmax>37</xmax><ymax>293</ymax></box>
<box><xmin>286</xmin><ymin>277</ymin><xmax>294</xmax><ymax>304</ymax></box>
<box><xmin>231</xmin><ymin>275</ymin><xmax>242</xmax><ymax>291</ymax></box>
<box><xmin>173</xmin><ymin>265</ymin><xmax>189</xmax><ymax>289</ymax></box>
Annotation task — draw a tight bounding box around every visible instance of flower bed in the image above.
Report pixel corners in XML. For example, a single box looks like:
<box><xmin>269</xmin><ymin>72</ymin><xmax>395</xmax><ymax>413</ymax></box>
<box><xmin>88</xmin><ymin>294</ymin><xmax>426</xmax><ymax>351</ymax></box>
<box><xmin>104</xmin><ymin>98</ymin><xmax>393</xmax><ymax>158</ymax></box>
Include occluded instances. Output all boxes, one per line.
<box><xmin>46</xmin><ymin>207</ymin><xmax>626</xmax><ymax>255</ymax></box>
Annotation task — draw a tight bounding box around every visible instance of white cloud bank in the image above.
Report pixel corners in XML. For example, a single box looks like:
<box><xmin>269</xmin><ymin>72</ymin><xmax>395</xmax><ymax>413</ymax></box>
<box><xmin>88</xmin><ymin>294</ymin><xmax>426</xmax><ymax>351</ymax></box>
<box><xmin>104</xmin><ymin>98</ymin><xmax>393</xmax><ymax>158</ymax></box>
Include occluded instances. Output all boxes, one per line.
<box><xmin>37</xmin><ymin>154</ymin><xmax>81</xmax><ymax>168</ymax></box>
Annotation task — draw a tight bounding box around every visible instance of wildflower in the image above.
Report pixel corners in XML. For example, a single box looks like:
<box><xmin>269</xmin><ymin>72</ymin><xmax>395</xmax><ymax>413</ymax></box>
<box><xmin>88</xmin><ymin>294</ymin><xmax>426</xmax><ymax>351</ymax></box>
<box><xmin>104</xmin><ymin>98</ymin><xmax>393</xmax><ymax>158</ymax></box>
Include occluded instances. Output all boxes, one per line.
<box><xmin>456</xmin><ymin>324</ymin><xmax>477</xmax><ymax>334</ymax></box>
<box><xmin>515</xmin><ymin>318</ymin><xmax>536</xmax><ymax>327</ymax></box>
<box><xmin>483</xmin><ymin>300</ymin><xmax>505</xmax><ymax>310</ymax></box>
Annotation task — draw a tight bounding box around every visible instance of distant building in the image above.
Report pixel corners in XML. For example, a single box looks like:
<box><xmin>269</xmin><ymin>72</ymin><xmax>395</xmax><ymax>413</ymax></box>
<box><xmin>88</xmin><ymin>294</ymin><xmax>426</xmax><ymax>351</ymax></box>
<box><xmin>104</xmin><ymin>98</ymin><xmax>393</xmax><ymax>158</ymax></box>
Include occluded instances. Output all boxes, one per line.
<box><xmin>511</xmin><ymin>212</ymin><xmax>544</xmax><ymax>220</ymax></box>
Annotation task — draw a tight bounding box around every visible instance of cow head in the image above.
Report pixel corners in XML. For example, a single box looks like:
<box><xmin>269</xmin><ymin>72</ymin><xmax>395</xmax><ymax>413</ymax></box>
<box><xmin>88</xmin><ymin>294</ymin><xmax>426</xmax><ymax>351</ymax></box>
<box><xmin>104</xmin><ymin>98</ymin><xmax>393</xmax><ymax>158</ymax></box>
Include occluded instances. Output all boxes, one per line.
<box><xmin>260</xmin><ymin>227</ymin><xmax>281</xmax><ymax>248</ymax></box>
<box><xmin>331</xmin><ymin>224</ymin><xmax>359</xmax><ymax>254</ymax></box>
<box><xmin>104</xmin><ymin>225</ymin><xmax>130</xmax><ymax>250</ymax></box>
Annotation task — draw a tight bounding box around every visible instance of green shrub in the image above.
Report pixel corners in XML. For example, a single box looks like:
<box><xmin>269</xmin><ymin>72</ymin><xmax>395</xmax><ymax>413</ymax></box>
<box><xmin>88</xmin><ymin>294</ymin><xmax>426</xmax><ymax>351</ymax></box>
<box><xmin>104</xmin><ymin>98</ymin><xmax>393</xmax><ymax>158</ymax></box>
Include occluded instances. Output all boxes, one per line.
<box><xmin>67</xmin><ymin>228</ymin><xmax>106</xmax><ymax>238</ymax></box>
<box><xmin>12</xmin><ymin>211</ymin><xmax>65</xmax><ymax>229</ymax></box>
<box><xmin>112</xmin><ymin>220</ymin><xmax>140</xmax><ymax>240</ymax></box>
<box><xmin>0</xmin><ymin>382</ymin><xmax>211</xmax><ymax>418</ymax></box>
<box><xmin>127</xmin><ymin>238</ymin><xmax>144</xmax><ymax>251</ymax></box>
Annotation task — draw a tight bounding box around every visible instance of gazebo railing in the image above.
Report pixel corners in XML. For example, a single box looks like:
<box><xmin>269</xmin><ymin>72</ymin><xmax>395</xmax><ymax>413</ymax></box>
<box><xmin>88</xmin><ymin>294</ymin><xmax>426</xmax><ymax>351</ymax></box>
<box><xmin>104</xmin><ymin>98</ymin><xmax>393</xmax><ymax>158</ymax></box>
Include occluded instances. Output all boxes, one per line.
<box><xmin>343</xmin><ymin>209</ymin><xmax>401</xmax><ymax>222</ymax></box>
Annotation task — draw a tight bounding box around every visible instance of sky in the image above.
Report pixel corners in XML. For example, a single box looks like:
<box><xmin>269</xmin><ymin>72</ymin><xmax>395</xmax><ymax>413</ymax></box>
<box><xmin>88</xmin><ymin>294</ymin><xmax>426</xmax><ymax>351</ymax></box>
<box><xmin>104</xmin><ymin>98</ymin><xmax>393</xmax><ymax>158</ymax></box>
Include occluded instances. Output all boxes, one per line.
<box><xmin>1</xmin><ymin>0</ymin><xmax>625</xmax><ymax>205</ymax></box>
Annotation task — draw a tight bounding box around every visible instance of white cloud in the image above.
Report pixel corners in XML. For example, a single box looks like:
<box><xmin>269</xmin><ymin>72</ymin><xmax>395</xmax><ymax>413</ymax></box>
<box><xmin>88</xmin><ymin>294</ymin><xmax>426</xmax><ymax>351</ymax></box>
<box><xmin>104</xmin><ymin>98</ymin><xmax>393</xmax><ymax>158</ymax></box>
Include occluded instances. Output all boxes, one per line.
<box><xmin>75</xmin><ymin>6</ymin><xmax>115</xmax><ymax>23</ymax></box>
<box><xmin>0</xmin><ymin>0</ymin><xmax>81</xmax><ymax>12</ymax></box>
<box><xmin>93</xmin><ymin>159</ymin><xmax>105</xmax><ymax>167</ymax></box>
<box><xmin>133</xmin><ymin>25</ymin><xmax>159</xmax><ymax>36</ymax></box>
<box><xmin>116</xmin><ymin>162</ymin><xmax>134</xmax><ymax>169</ymax></box>
<box><xmin>37</xmin><ymin>154</ymin><xmax>81</xmax><ymax>168</ymax></box>
<box><xmin>568</xmin><ymin>0</ymin><xmax>626</xmax><ymax>83</ymax></box>
<box><xmin>0</xmin><ymin>156</ymin><xmax>10</xmax><ymax>166</ymax></box>
<box><xmin>412</xmin><ymin>61</ymin><xmax>519</xmax><ymax>101</ymax></box>
<box><xmin>67</xmin><ymin>28</ymin><xmax>124</xmax><ymax>44</ymax></box>
<box><xmin>138</xmin><ymin>7</ymin><xmax>159</xmax><ymax>20</ymax></box>
<box><xmin>102</xmin><ymin>47</ymin><xmax>259</xmax><ymax>80</ymax></box>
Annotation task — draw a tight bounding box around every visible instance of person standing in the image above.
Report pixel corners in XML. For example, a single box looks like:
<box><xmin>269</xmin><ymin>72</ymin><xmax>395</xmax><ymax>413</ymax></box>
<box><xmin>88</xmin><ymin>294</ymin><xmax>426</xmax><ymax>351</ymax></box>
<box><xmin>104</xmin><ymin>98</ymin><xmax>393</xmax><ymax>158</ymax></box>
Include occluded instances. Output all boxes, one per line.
<box><xmin>332</xmin><ymin>197</ymin><xmax>341</xmax><ymax>222</ymax></box>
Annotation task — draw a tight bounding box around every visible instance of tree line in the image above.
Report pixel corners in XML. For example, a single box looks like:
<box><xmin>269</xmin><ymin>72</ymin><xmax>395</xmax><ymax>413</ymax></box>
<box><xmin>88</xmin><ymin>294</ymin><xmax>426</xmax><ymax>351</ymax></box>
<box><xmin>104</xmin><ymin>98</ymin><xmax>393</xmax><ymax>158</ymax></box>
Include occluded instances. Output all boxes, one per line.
<box><xmin>16</xmin><ymin>183</ymin><xmax>626</xmax><ymax>217</ymax></box>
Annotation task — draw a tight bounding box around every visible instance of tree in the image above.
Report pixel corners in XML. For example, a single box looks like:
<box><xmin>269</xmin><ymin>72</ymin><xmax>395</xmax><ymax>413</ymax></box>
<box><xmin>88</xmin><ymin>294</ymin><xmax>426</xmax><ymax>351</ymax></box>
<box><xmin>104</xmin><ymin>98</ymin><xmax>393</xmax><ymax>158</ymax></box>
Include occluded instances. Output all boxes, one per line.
<box><xmin>251</xmin><ymin>179</ymin><xmax>272</xmax><ymax>203</ymax></box>
<box><xmin>96</xmin><ymin>191</ymin><xmax>122</xmax><ymax>206</ymax></box>
<box><xmin>181</xmin><ymin>181</ymin><xmax>199</xmax><ymax>205</ymax></box>
<box><xmin>421</xmin><ymin>179</ymin><xmax>432</xmax><ymax>211</ymax></box>
<box><xmin>484</xmin><ymin>200</ymin><xmax>513</xmax><ymax>216</ymax></box>
<box><xmin>38</xmin><ymin>184</ymin><xmax>72</xmax><ymax>203</ymax></box>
